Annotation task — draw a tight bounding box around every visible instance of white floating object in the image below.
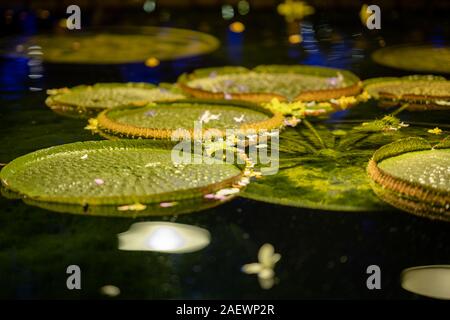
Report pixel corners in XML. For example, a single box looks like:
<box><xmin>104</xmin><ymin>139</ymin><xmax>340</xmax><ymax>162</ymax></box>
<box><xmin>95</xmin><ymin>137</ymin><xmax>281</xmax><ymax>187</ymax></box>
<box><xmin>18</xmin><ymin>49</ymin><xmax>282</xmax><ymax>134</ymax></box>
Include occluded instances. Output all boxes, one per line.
<box><xmin>118</xmin><ymin>222</ymin><xmax>211</xmax><ymax>254</ymax></box>
<box><xmin>401</xmin><ymin>265</ymin><xmax>450</xmax><ymax>300</ymax></box>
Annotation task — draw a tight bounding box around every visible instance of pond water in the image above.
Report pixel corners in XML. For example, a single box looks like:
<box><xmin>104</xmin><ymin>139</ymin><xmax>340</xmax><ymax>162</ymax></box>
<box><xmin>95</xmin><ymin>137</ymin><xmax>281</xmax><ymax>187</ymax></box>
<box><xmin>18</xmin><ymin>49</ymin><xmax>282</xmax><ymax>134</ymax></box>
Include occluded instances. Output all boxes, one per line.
<box><xmin>0</xmin><ymin>10</ymin><xmax>449</xmax><ymax>299</ymax></box>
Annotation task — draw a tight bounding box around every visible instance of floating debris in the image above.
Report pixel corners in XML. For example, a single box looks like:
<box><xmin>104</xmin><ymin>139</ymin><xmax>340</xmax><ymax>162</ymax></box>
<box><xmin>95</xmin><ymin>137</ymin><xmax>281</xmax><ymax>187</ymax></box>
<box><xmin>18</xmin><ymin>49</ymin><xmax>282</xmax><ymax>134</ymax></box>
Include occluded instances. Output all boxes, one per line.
<box><xmin>428</xmin><ymin>127</ymin><xmax>443</xmax><ymax>135</ymax></box>
<box><xmin>199</xmin><ymin>110</ymin><xmax>221</xmax><ymax>123</ymax></box>
<box><xmin>144</xmin><ymin>110</ymin><xmax>157</xmax><ymax>117</ymax></box>
<box><xmin>94</xmin><ymin>178</ymin><xmax>104</xmax><ymax>185</ymax></box>
<box><xmin>160</xmin><ymin>202</ymin><xmax>177</xmax><ymax>208</ymax></box>
<box><xmin>284</xmin><ymin>116</ymin><xmax>301</xmax><ymax>127</ymax></box>
<box><xmin>234</xmin><ymin>114</ymin><xmax>245</xmax><ymax>123</ymax></box>
<box><xmin>117</xmin><ymin>203</ymin><xmax>147</xmax><ymax>211</ymax></box>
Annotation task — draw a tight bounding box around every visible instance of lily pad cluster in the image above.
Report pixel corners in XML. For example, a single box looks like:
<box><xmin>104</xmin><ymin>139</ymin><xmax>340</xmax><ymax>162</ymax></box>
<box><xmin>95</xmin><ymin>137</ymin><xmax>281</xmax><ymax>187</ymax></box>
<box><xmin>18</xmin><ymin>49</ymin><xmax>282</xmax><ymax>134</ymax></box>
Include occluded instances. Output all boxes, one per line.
<box><xmin>2</xmin><ymin>62</ymin><xmax>449</xmax><ymax>221</ymax></box>
<box><xmin>363</xmin><ymin>76</ymin><xmax>450</xmax><ymax>111</ymax></box>
<box><xmin>367</xmin><ymin>137</ymin><xmax>450</xmax><ymax>221</ymax></box>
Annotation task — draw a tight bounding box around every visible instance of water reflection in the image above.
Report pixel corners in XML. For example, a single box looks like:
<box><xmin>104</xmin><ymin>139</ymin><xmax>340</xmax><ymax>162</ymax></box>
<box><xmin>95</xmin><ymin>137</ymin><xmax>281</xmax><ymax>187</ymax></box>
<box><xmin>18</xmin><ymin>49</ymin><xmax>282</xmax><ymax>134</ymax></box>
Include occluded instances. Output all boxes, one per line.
<box><xmin>118</xmin><ymin>222</ymin><xmax>211</xmax><ymax>254</ymax></box>
<box><xmin>0</xmin><ymin>57</ymin><xmax>29</xmax><ymax>94</ymax></box>
<box><xmin>401</xmin><ymin>265</ymin><xmax>450</xmax><ymax>300</ymax></box>
<box><xmin>227</xmin><ymin>25</ymin><xmax>244</xmax><ymax>64</ymax></box>
<box><xmin>300</xmin><ymin>22</ymin><xmax>325</xmax><ymax>65</ymax></box>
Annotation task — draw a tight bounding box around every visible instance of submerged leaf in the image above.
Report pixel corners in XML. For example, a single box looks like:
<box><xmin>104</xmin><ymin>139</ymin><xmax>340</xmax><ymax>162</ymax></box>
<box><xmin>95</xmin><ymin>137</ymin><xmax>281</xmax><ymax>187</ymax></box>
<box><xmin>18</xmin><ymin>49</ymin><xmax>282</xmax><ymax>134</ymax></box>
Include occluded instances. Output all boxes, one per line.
<box><xmin>242</xmin><ymin>120</ymin><xmax>444</xmax><ymax>211</ymax></box>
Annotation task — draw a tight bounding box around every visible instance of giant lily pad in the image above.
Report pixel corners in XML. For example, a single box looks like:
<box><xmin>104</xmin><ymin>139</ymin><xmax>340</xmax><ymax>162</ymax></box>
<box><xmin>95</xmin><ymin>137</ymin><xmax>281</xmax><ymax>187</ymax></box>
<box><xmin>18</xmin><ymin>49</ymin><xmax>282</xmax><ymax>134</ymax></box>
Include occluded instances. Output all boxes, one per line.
<box><xmin>7</xmin><ymin>27</ymin><xmax>219</xmax><ymax>64</ymax></box>
<box><xmin>178</xmin><ymin>65</ymin><xmax>362</xmax><ymax>103</ymax></box>
<box><xmin>367</xmin><ymin>136</ymin><xmax>450</xmax><ymax>221</ymax></box>
<box><xmin>372</xmin><ymin>45</ymin><xmax>450</xmax><ymax>74</ymax></box>
<box><xmin>46</xmin><ymin>83</ymin><xmax>185</xmax><ymax>118</ymax></box>
<box><xmin>92</xmin><ymin>99</ymin><xmax>284</xmax><ymax>139</ymax></box>
<box><xmin>241</xmin><ymin>118</ymin><xmax>444</xmax><ymax>211</ymax></box>
<box><xmin>363</xmin><ymin>76</ymin><xmax>450</xmax><ymax>111</ymax></box>
<box><xmin>0</xmin><ymin>140</ymin><xmax>245</xmax><ymax>217</ymax></box>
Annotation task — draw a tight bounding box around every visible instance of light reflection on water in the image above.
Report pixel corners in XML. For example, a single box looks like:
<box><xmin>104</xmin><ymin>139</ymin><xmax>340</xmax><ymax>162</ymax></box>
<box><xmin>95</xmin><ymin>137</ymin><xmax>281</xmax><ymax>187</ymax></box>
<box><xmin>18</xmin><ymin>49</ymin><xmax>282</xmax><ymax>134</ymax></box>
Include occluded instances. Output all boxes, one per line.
<box><xmin>118</xmin><ymin>221</ymin><xmax>211</xmax><ymax>254</ymax></box>
<box><xmin>0</xmin><ymin>57</ymin><xmax>29</xmax><ymax>94</ymax></box>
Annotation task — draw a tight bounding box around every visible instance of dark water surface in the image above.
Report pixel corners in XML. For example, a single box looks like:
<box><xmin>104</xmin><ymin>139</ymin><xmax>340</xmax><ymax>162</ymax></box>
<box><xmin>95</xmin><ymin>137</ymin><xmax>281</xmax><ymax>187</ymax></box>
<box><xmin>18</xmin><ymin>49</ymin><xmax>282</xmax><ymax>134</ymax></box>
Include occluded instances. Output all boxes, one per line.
<box><xmin>0</xmin><ymin>10</ymin><xmax>449</xmax><ymax>299</ymax></box>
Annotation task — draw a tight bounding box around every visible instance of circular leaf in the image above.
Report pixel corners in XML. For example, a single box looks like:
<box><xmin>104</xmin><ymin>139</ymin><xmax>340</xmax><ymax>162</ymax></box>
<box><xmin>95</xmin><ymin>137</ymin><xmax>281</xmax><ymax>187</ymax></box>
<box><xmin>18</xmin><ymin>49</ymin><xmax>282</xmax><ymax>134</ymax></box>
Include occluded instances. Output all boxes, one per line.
<box><xmin>372</xmin><ymin>45</ymin><xmax>450</xmax><ymax>74</ymax></box>
<box><xmin>46</xmin><ymin>83</ymin><xmax>185</xmax><ymax>118</ymax></box>
<box><xmin>363</xmin><ymin>76</ymin><xmax>450</xmax><ymax>111</ymax></box>
<box><xmin>11</xmin><ymin>27</ymin><xmax>220</xmax><ymax>64</ymax></box>
<box><xmin>368</xmin><ymin>136</ymin><xmax>450</xmax><ymax>221</ymax></box>
<box><xmin>0</xmin><ymin>140</ymin><xmax>244</xmax><ymax>216</ymax></box>
<box><xmin>178</xmin><ymin>65</ymin><xmax>361</xmax><ymax>103</ymax></box>
<box><xmin>94</xmin><ymin>99</ymin><xmax>284</xmax><ymax>139</ymax></box>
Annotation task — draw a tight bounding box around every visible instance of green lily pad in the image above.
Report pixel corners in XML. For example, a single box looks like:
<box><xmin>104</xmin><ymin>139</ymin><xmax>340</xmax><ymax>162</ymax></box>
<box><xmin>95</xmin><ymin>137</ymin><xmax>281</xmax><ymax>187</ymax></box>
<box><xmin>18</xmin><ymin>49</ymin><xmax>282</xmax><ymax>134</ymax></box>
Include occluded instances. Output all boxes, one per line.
<box><xmin>378</xmin><ymin>150</ymin><xmax>450</xmax><ymax>191</ymax></box>
<box><xmin>178</xmin><ymin>65</ymin><xmax>361</xmax><ymax>102</ymax></box>
<box><xmin>46</xmin><ymin>83</ymin><xmax>185</xmax><ymax>118</ymax></box>
<box><xmin>0</xmin><ymin>140</ymin><xmax>244</xmax><ymax>216</ymax></box>
<box><xmin>368</xmin><ymin>137</ymin><xmax>450</xmax><ymax>221</ymax></box>
<box><xmin>372</xmin><ymin>45</ymin><xmax>450</xmax><ymax>73</ymax></box>
<box><xmin>241</xmin><ymin>119</ymin><xmax>444</xmax><ymax>212</ymax></box>
<box><xmin>93</xmin><ymin>99</ymin><xmax>284</xmax><ymax>139</ymax></box>
<box><xmin>12</xmin><ymin>27</ymin><xmax>219</xmax><ymax>64</ymax></box>
<box><xmin>363</xmin><ymin>76</ymin><xmax>450</xmax><ymax>111</ymax></box>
